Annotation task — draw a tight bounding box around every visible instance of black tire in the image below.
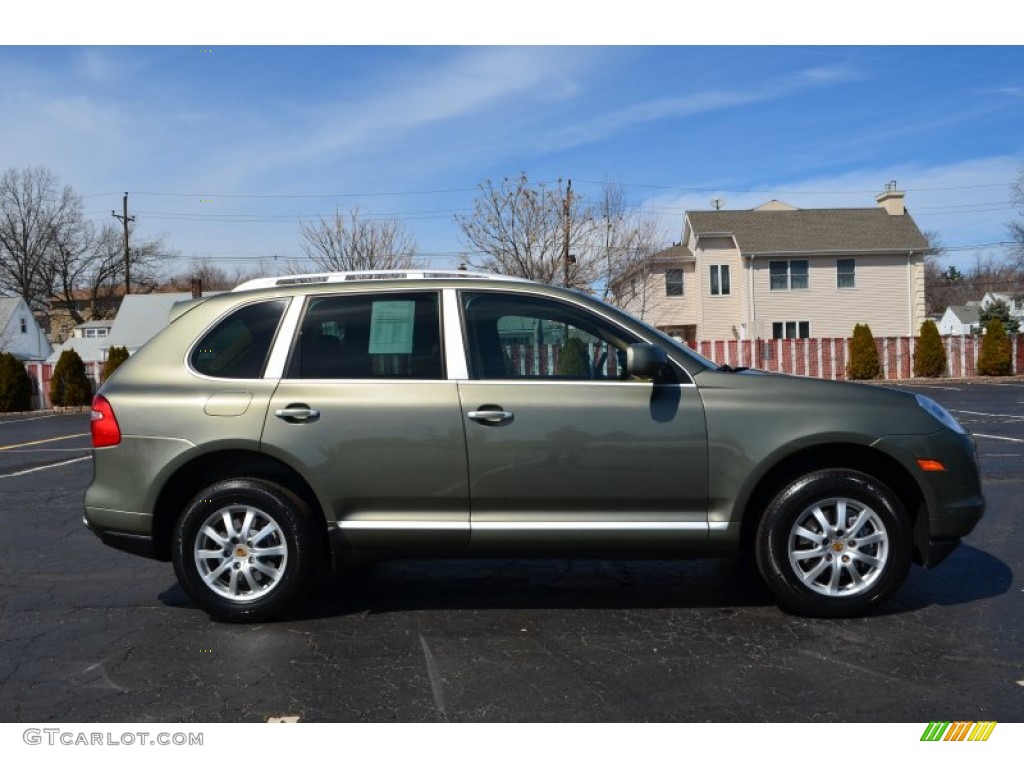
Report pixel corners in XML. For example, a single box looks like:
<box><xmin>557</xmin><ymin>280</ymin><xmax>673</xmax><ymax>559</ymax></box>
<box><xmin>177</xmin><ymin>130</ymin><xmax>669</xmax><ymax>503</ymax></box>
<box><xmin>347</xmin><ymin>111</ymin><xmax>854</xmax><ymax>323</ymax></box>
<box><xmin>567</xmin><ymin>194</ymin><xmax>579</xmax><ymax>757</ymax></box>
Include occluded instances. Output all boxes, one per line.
<box><xmin>755</xmin><ymin>470</ymin><xmax>912</xmax><ymax>618</ymax></box>
<box><xmin>172</xmin><ymin>478</ymin><xmax>318</xmax><ymax>623</ymax></box>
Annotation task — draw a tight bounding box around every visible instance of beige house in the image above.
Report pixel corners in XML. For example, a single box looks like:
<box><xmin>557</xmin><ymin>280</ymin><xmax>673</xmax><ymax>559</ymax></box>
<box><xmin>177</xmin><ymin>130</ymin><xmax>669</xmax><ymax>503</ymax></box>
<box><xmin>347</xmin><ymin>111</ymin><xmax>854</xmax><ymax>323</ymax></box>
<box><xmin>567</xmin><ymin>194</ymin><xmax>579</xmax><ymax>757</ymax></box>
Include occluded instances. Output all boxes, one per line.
<box><xmin>612</xmin><ymin>186</ymin><xmax>929</xmax><ymax>342</ymax></box>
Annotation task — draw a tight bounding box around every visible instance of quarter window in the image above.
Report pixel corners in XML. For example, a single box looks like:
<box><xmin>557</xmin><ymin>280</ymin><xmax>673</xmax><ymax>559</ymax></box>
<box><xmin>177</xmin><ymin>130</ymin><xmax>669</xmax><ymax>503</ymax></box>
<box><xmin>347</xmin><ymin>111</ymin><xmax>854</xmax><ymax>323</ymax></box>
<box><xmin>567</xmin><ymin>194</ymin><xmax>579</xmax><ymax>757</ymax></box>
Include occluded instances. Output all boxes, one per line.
<box><xmin>665</xmin><ymin>269</ymin><xmax>683</xmax><ymax>297</ymax></box>
<box><xmin>772</xmin><ymin>321</ymin><xmax>810</xmax><ymax>339</ymax></box>
<box><xmin>710</xmin><ymin>265</ymin><xmax>730</xmax><ymax>296</ymax></box>
<box><xmin>769</xmin><ymin>260</ymin><xmax>809</xmax><ymax>290</ymax></box>
<box><xmin>191</xmin><ymin>300</ymin><xmax>287</xmax><ymax>378</ymax></box>
<box><xmin>461</xmin><ymin>292</ymin><xmax>638</xmax><ymax>380</ymax></box>
<box><xmin>837</xmin><ymin>259</ymin><xmax>856</xmax><ymax>289</ymax></box>
<box><xmin>288</xmin><ymin>292</ymin><xmax>442</xmax><ymax>379</ymax></box>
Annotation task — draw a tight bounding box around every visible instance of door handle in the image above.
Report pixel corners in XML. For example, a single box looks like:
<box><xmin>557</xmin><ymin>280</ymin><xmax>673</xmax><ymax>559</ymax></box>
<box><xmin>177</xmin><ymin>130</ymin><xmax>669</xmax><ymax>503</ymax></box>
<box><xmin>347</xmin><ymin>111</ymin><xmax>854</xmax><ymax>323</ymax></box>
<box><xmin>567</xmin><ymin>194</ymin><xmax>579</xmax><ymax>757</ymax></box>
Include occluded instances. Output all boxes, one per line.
<box><xmin>467</xmin><ymin>407</ymin><xmax>513</xmax><ymax>425</ymax></box>
<box><xmin>275</xmin><ymin>404</ymin><xmax>320</xmax><ymax>423</ymax></box>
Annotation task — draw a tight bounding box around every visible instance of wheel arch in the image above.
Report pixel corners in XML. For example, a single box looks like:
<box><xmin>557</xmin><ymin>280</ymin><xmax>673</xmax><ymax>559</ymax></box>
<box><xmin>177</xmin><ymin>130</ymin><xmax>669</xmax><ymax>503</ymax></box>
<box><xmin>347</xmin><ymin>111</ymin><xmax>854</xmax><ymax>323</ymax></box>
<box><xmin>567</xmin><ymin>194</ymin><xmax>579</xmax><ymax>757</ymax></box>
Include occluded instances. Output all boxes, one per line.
<box><xmin>738</xmin><ymin>443</ymin><xmax>926</xmax><ymax>563</ymax></box>
<box><xmin>151</xmin><ymin>450</ymin><xmax>326</xmax><ymax>561</ymax></box>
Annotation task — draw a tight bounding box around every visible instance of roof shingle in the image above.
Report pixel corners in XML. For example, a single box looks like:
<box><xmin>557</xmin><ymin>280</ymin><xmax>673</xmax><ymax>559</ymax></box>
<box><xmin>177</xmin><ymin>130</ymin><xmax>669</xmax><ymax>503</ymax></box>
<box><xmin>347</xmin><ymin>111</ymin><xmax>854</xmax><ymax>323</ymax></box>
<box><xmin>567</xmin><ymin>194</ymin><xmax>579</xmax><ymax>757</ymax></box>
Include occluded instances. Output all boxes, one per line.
<box><xmin>687</xmin><ymin>208</ymin><xmax>929</xmax><ymax>253</ymax></box>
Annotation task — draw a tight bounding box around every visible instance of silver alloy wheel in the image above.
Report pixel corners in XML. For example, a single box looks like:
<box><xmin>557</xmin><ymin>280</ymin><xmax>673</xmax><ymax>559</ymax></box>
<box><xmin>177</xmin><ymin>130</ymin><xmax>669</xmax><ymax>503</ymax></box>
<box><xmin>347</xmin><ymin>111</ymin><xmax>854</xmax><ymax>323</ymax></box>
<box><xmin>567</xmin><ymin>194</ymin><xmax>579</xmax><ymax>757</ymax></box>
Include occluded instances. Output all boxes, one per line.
<box><xmin>786</xmin><ymin>497</ymin><xmax>889</xmax><ymax>597</ymax></box>
<box><xmin>193</xmin><ymin>504</ymin><xmax>289</xmax><ymax>603</ymax></box>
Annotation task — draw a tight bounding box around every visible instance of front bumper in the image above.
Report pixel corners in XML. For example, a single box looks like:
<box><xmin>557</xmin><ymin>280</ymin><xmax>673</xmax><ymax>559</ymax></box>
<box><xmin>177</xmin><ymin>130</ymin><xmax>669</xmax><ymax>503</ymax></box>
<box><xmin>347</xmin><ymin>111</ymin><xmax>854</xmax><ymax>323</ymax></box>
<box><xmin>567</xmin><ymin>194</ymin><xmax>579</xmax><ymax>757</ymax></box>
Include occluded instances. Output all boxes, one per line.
<box><xmin>874</xmin><ymin>430</ymin><xmax>985</xmax><ymax>567</ymax></box>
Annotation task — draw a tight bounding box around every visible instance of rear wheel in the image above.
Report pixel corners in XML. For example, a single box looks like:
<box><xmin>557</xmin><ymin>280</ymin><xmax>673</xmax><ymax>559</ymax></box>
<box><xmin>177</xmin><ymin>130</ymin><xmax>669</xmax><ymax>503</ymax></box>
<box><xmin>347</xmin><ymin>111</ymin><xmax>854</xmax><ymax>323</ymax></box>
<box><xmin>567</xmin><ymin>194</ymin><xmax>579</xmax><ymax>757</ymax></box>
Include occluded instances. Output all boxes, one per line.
<box><xmin>755</xmin><ymin>470</ymin><xmax>912</xmax><ymax>618</ymax></box>
<box><xmin>172</xmin><ymin>478</ymin><xmax>318</xmax><ymax>622</ymax></box>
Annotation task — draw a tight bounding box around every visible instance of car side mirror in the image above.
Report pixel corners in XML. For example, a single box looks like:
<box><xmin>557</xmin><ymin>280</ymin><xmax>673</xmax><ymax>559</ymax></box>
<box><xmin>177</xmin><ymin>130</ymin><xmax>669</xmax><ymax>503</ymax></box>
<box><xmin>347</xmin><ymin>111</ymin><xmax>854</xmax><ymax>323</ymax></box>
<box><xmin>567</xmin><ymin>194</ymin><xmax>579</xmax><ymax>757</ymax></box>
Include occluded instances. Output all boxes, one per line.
<box><xmin>626</xmin><ymin>343</ymin><xmax>668</xmax><ymax>379</ymax></box>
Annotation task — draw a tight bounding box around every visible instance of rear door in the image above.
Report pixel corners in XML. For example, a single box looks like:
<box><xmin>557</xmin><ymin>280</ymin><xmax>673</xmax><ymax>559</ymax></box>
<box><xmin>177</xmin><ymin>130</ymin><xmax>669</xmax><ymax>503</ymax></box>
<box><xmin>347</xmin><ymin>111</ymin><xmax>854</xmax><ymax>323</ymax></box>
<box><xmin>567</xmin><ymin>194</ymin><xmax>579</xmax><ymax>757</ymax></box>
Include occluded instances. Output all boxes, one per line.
<box><xmin>260</xmin><ymin>290</ymin><xmax>470</xmax><ymax>549</ymax></box>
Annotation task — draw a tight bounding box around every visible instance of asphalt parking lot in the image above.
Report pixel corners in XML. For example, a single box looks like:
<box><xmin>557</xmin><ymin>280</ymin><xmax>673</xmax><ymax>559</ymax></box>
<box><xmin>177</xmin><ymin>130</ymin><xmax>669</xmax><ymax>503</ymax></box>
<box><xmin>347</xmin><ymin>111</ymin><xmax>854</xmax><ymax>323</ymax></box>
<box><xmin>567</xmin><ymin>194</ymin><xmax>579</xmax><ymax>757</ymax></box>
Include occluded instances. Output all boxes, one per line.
<box><xmin>0</xmin><ymin>381</ymin><xmax>1021</xmax><ymax>722</ymax></box>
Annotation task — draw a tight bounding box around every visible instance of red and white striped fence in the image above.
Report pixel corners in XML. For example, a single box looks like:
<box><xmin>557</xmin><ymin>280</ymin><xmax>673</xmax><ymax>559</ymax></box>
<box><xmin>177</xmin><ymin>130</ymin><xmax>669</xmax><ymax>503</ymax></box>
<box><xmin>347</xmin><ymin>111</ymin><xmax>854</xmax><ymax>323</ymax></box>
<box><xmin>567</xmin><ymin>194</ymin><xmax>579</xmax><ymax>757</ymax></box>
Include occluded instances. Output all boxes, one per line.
<box><xmin>688</xmin><ymin>335</ymin><xmax>1022</xmax><ymax>380</ymax></box>
<box><xmin>14</xmin><ymin>334</ymin><xmax>1021</xmax><ymax>412</ymax></box>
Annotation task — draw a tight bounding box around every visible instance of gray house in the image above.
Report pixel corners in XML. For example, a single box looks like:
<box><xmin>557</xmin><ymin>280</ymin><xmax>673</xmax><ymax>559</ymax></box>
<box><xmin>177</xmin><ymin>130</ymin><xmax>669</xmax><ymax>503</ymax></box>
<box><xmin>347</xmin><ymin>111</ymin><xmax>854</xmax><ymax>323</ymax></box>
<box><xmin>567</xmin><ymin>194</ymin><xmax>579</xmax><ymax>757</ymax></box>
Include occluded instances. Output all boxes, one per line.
<box><xmin>938</xmin><ymin>304</ymin><xmax>981</xmax><ymax>335</ymax></box>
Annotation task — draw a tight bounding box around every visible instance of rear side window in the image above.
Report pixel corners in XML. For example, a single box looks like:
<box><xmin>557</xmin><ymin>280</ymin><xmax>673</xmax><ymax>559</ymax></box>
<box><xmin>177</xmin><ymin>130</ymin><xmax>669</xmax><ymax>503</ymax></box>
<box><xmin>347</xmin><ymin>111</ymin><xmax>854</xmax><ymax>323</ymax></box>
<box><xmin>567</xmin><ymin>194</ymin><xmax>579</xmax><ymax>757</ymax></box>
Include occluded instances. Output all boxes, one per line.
<box><xmin>287</xmin><ymin>292</ymin><xmax>442</xmax><ymax>379</ymax></box>
<box><xmin>191</xmin><ymin>300</ymin><xmax>287</xmax><ymax>379</ymax></box>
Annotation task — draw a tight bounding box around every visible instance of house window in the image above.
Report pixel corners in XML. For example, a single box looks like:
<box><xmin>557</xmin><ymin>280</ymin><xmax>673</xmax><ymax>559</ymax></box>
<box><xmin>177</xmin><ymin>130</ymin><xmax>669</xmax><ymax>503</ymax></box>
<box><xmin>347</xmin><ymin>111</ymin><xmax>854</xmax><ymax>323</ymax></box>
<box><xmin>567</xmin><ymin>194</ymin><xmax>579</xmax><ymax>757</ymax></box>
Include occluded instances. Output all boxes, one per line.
<box><xmin>20</xmin><ymin>318</ymin><xmax>27</xmax><ymax>334</ymax></box>
<box><xmin>772</xmin><ymin>321</ymin><xmax>810</xmax><ymax>339</ymax></box>
<box><xmin>665</xmin><ymin>269</ymin><xmax>683</xmax><ymax>297</ymax></box>
<box><xmin>769</xmin><ymin>260</ymin><xmax>809</xmax><ymax>290</ymax></box>
<box><xmin>710</xmin><ymin>264</ymin><xmax>730</xmax><ymax>296</ymax></box>
<box><xmin>83</xmin><ymin>328</ymin><xmax>109</xmax><ymax>339</ymax></box>
<box><xmin>837</xmin><ymin>258</ymin><xmax>855</xmax><ymax>289</ymax></box>
<box><xmin>630</xmin><ymin>278</ymin><xmax>637</xmax><ymax>298</ymax></box>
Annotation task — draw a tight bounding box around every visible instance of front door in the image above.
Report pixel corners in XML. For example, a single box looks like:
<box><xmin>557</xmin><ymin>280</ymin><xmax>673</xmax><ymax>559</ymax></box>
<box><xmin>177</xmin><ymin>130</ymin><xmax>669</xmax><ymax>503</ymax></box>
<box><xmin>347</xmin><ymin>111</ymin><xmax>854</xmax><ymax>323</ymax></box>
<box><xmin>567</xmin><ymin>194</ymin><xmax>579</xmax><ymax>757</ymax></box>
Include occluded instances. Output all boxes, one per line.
<box><xmin>457</xmin><ymin>291</ymin><xmax>709</xmax><ymax>552</ymax></box>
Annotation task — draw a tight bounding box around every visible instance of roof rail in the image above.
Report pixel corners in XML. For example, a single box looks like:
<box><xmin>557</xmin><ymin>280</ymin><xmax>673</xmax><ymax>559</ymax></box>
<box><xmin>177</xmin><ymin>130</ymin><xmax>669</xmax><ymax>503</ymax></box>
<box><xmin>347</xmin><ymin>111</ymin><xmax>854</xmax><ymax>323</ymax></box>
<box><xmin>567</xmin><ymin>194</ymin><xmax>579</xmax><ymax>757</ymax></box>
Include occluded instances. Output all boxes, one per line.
<box><xmin>232</xmin><ymin>269</ymin><xmax>531</xmax><ymax>292</ymax></box>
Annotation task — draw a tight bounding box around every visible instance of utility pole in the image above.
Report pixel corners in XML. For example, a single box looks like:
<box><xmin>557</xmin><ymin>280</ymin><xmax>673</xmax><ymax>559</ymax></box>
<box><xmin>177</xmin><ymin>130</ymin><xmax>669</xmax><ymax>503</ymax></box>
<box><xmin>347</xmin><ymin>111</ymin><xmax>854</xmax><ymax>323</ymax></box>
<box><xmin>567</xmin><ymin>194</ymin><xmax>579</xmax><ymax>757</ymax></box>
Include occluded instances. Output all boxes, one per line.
<box><xmin>562</xmin><ymin>179</ymin><xmax>572</xmax><ymax>287</ymax></box>
<box><xmin>112</xmin><ymin>192</ymin><xmax>135</xmax><ymax>294</ymax></box>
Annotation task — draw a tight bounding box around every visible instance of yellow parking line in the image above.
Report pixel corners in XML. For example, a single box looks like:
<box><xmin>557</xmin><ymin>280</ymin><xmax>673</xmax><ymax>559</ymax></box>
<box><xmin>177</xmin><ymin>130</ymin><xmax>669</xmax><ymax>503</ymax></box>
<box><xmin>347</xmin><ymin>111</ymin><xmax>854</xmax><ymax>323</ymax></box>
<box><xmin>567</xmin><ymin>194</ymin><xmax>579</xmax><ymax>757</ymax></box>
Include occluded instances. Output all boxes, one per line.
<box><xmin>0</xmin><ymin>433</ymin><xmax>89</xmax><ymax>452</ymax></box>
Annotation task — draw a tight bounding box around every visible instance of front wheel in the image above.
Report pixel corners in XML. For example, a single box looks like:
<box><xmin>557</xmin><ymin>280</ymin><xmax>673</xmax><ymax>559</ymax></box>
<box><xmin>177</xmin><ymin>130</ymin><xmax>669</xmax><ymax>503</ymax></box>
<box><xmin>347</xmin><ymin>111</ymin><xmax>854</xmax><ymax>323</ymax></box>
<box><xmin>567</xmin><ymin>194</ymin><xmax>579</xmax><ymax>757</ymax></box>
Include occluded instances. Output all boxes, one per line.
<box><xmin>172</xmin><ymin>478</ymin><xmax>318</xmax><ymax>622</ymax></box>
<box><xmin>755</xmin><ymin>470</ymin><xmax>912</xmax><ymax>618</ymax></box>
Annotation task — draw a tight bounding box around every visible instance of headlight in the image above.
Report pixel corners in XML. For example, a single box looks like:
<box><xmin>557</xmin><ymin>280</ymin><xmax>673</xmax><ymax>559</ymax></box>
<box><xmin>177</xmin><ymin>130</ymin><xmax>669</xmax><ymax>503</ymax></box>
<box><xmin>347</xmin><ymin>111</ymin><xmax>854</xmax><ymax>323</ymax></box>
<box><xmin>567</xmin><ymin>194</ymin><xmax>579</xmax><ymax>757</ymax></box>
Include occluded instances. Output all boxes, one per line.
<box><xmin>915</xmin><ymin>394</ymin><xmax>966</xmax><ymax>434</ymax></box>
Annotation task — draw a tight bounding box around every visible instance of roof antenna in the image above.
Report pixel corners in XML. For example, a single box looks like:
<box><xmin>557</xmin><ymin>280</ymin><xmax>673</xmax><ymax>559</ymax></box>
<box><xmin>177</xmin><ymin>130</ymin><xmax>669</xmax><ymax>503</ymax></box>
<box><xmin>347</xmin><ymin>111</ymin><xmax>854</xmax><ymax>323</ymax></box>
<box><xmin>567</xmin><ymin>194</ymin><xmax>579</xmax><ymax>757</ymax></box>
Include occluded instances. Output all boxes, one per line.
<box><xmin>710</xmin><ymin>197</ymin><xmax>725</xmax><ymax>210</ymax></box>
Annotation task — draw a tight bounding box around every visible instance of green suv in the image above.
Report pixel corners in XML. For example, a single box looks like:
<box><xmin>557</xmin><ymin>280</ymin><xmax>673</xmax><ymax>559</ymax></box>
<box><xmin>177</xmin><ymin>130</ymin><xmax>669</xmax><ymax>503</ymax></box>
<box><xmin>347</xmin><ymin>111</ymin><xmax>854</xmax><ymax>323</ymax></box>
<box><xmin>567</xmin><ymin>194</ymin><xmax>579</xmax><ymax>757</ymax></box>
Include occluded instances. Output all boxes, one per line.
<box><xmin>84</xmin><ymin>271</ymin><xmax>984</xmax><ymax>622</ymax></box>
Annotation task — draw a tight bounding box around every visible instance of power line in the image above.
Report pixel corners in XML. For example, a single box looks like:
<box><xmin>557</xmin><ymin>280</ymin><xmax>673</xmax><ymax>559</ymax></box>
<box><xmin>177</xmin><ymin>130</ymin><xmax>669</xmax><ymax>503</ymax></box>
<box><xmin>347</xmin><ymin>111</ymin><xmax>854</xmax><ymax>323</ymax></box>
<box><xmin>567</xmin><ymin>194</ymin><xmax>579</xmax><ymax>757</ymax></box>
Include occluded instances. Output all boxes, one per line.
<box><xmin>82</xmin><ymin>178</ymin><xmax>1017</xmax><ymax>201</ymax></box>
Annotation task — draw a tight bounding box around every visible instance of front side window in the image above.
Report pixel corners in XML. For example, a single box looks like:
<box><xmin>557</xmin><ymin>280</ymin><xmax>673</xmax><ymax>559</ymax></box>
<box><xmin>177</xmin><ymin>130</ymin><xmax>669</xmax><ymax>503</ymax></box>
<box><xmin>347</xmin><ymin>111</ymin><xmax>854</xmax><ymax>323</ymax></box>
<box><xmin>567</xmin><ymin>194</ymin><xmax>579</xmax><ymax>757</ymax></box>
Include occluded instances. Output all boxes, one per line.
<box><xmin>837</xmin><ymin>258</ymin><xmax>856</xmax><ymax>289</ymax></box>
<box><xmin>772</xmin><ymin>320</ymin><xmax>811</xmax><ymax>339</ymax></box>
<box><xmin>191</xmin><ymin>299</ymin><xmax>287</xmax><ymax>378</ymax></box>
<box><xmin>461</xmin><ymin>292</ymin><xmax>638</xmax><ymax>380</ymax></box>
<box><xmin>287</xmin><ymin>292</ymin><xmax>442</xmax><ymax>379</ymax></box>
<box><xmin>710</xmin><ymin>264</ymin><xmax>730</xmax><ymax>296</ymax></box>
<box><xmin>770</xmin><ymin>260</ymin><xmax>809</xmax><ymax>290</ymax></box>
<box><xmin>665</xmin><ymin>269</ymin><xmax>683</xmax><ymax>297</ymax></box>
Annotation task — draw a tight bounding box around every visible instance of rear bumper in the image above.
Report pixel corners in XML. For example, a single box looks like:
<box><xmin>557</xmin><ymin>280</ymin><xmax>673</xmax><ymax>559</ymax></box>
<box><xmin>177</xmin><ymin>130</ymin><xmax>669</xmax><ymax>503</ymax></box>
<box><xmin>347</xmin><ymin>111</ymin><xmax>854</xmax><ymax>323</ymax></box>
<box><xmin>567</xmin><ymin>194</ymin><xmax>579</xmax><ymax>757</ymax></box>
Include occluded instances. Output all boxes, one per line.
<box><xmin>83</xmin><ymin>506</ymin><xmax>162</xmax><ymax>560</ymax></box>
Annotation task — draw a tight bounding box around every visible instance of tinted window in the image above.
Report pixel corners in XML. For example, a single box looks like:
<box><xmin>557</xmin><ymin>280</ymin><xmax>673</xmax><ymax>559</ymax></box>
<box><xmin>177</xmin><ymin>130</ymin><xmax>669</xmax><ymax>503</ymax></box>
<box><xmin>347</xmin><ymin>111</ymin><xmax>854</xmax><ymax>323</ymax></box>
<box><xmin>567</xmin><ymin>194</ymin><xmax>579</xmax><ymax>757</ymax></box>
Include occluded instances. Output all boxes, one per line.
<box><xmin>191</xmin><ymin>300</ymin><xmax>287</xmax><ymax>379</ymax></box>
<box><xmin>288</xmin><ymin>292</ymin><xmax>442</xmax><ymax>379</ymax></box>
<box><xmin>461</xmin><ymin>292</ymin><xmax>638</xmax><ymax>380</ymax></box>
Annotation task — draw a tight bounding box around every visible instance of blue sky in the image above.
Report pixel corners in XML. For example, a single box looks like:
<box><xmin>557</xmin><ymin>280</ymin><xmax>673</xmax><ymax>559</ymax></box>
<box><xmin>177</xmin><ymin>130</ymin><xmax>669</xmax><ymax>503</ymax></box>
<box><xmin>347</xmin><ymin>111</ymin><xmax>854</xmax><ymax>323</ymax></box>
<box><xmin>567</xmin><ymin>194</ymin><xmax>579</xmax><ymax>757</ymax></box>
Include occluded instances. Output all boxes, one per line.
<box><xmin>1</xmin><ymin>44</ymin><xmax>1022</xmax><ymax>278</ymax></box>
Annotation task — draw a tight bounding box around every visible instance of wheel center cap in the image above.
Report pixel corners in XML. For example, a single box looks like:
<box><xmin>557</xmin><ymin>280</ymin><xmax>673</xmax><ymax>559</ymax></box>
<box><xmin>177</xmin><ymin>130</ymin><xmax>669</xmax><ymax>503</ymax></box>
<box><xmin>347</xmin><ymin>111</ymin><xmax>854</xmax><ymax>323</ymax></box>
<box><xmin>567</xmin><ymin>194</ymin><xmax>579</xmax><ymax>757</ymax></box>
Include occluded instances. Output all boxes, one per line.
<box><xmin>235</xmin><ymin>546</ymin><xmax>249</xmax><ymax>558</ymax></box>
<box><xmin>832</xmin><ymin>541</ymin><xmax>845</xmax><ymax>552</ymax></box>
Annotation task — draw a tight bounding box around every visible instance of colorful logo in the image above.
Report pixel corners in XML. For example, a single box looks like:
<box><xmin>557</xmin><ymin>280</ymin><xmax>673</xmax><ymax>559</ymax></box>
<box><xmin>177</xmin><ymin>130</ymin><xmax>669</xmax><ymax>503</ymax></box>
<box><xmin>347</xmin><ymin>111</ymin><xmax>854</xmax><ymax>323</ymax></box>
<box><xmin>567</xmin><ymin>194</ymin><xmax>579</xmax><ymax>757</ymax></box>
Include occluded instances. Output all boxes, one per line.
<box><xmin>921</xmin><ymin>722</ymin><xmax>997</xmax><ymax>742</ymax></box>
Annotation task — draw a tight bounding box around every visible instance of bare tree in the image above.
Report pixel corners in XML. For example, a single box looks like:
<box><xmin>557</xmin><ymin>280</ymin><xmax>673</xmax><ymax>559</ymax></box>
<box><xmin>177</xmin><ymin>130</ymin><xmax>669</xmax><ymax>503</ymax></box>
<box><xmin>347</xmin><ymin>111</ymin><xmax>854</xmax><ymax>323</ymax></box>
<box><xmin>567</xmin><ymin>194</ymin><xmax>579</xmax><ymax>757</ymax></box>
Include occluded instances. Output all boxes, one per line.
<box><xmin>0</xmin><ymin>166</ymin><xmax>81</xmax><ymax>310</ymax></box>
<box><xmin>1011</xmin><ymin>166</ymin><xmax>1024</xmax><ymax>269</ymax></box>
<box><xmin>165</xmin><ymin>257</ymin><xmax>267</xmax><ymax>292</ymax></box>
<box><xmin>922</xmin><ymin>230</ymin><xmax>967</xmax><ymax>314</ymax></box>
<box><xmin>47</xmin><ymin>222</ymin><xmax>166</xmax><ymax>324</ymax></box>
<box><xmin>591</xmin><ymin>181</ymin><xmax>660</xmax><ymax>300</ymax></box>
<box><xmin>299</xmin><ymin>207</ymin><xmax>417</xmax><ymax>272</ymax></box>
<box><xmin>456</xmin><ymin>174</ymin><xmax>597</xmax><ymax>287</ymax></box>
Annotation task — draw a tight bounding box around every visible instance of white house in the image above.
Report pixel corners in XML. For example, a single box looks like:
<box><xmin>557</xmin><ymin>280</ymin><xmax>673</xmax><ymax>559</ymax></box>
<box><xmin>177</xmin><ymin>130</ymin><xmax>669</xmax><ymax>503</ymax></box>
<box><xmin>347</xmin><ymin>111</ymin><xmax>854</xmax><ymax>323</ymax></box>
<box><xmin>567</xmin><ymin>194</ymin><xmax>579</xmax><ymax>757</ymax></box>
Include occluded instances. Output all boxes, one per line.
<box><xmin>938</xmin><ymin>304</ymin><xmax>981</xmax><ymax>335</ymax></box>
<box><xmin>611</xmin><ymin>185</ymin><xmax>929</xmax><ymax>342</ymax></box>
<box><xmin>0</xmin><ymin>297</ymin><xmax>53</xmax><ymax>360</ymax></box>
<box><xmin>979</xmin><ymin>292</ymin><xmax>1024</xmax><ymax>326</ymax></box>
<box><xmin>104</xmin><ymin>292</ymin><xmax>194</xmax><ymax>354</ymax></box>
<box><xmin>46</xmin><ymin>293</ymin><xmax>195</xmax><ymax>365</ymax></box>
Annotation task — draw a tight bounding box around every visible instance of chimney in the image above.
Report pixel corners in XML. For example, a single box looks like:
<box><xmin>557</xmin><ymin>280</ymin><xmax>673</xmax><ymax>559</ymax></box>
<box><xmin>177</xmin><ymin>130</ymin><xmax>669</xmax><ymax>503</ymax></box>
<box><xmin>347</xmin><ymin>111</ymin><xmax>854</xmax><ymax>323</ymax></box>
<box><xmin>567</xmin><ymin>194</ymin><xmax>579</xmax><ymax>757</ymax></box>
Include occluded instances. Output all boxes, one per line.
<box><xmin>875</xmin><ymin>180</ymin><xmax>906</xmax><ymax>216</ymax></box>
<box><xmin>191</xmin><ymin>278</ymin><xmax>202</xmax><ymax>298</ymax></box>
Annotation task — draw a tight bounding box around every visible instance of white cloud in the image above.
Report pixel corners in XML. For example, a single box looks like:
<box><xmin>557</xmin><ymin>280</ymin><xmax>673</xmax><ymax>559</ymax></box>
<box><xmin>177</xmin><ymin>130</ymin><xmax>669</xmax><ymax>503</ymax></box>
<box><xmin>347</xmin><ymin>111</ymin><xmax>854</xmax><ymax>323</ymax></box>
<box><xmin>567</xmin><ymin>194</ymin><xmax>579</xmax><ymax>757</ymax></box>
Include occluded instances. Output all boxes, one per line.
<box><xmin>73</xmin><ymin>48</ymin><xmax>120</xmax><ymax>84</ymax></box>
<box><xmin>44</xmin><ymin>95</ymin><xmax>126</xmax><ymax>137</ymax></box>
<box><xmin>204</xmin><ymin>47</ymin><xmax>587</xmax><ymax>186</ymax></box>
<box><xmin>537</xmin><ymin>64</ymin><xmax>866</xmax><ymax>152</ymax></box>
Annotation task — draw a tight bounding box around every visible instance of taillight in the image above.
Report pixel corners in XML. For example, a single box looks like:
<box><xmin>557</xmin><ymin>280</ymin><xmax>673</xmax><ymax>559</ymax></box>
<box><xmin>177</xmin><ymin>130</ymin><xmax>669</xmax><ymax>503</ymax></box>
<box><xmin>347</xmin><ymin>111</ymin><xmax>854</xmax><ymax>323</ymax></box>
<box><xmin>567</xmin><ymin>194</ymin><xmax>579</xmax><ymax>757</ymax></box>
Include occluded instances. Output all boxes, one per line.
<box><xmin>91</xmin><ymin>395</ymin><xmax>122</xmax><ymax>447</ymax></box>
